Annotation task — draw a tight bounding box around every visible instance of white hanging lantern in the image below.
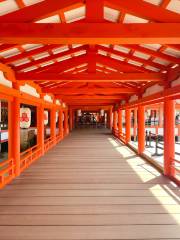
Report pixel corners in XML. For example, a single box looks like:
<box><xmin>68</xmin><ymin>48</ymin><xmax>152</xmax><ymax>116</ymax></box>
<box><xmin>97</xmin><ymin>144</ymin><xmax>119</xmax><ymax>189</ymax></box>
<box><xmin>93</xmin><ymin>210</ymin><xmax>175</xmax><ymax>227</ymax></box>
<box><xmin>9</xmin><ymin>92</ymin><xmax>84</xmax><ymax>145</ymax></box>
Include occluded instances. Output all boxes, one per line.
<box><xmin>77</xmin><ymin>109</ymin><xmax>82</xmax><ymax>116</ymax></box>
<box><xmin>100</xmin><ymin>109</ymin><xmax>104</xmax><ymax>116</ymax></box>
<box><xmin>20</xmin><ymin>108</ymin><xmax>31</xmax><ymax>129</ymax></box>
<box><xmin>56</xmin><ymin>111</ymin><xmax>59</xmax><ymax>123</ymax></box>
<box><xmin>44</xmin><ymin>110</ymin><xmax>49</xmax><ymax>125</ymax></box>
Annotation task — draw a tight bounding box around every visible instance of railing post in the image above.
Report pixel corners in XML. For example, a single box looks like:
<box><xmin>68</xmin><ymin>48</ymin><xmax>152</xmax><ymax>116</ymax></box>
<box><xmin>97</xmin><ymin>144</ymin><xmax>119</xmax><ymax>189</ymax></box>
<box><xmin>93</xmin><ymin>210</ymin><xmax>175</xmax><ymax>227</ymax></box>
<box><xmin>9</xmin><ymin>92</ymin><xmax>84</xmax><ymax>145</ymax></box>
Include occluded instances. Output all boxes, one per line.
<box><xmin>138</xmin><ymin>105</ymin><xmax>145</xmax><ymax>154</ymax></box>
<box><xmin>64</xmin><ymin>109</ymin><xmax>69</xmax><ymax>136</ymax></box>
<box><xmin>50</xmin><ymin>106</ymin><xmax>56</xmax><ymax>144</ymax></box>
<box><xmin>109</xmin><ymin>106</ymin><xmax>113</xmax><ymax>130</ymax></box>
<box><xmin>113</xmin><ymin>111</ymin><xmax>118</xmax><ymax>133</ymax></box>
<box><xmin>69</xmin><ymin>108</ymin><xmax>73</xmax><ymax>131</ymax></box>
<box><xmin>133</xmin><ymin>108</ymin><xmax>137</xmax><ymax>141</ymax></box>
<box><xmin>164</xmin><ymin>99</ymin><xmax>175</xmax><ymax>177</ymax></box>
<box><xmin>125</xmin><ymin>108</ymin><xmax>131</xmax><ymax>144</ymax></box>
<box><xmin>11</xmin><ymin>96</ymin><xmax>20</xmax><ymax>176</ymax></box>
<box><xmin>118</xmin><ymin>109</ymin><xmax>122</xmax><ymax>139</ymax></box>
<box><xmin>37</xmin><ymin>103</ymin><xmax>44</xmax><ymax>155</ymax></box>
<box><xmin>59</xmin><ymin>108</ymin><xmax>63</xmax><ymax>139</ymax></box>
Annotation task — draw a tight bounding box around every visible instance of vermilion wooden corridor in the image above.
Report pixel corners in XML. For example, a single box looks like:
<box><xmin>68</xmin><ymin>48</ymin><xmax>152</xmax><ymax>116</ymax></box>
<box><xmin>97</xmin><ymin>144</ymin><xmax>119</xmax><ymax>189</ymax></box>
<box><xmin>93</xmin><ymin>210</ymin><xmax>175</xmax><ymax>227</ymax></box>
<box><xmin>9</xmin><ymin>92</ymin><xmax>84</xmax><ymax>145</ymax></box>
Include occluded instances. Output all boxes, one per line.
<box><xmin>0</xmin><ymin>129</ymin><xmax>179</xmax><ymax>240</ymax></box>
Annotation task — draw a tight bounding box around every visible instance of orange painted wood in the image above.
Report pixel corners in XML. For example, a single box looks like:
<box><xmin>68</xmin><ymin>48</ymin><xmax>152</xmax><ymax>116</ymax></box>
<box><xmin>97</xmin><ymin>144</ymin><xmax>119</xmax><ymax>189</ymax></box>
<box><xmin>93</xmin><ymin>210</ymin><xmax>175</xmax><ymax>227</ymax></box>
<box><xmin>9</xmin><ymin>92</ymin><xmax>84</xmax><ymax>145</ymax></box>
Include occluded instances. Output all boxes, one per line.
<box><xmin>16</xmin><ymin>72</ymin><xmax>165</xmax><ymax>82</ymax></box>
<box><xmin>164</xmin><ymin>99</ymin><xmax>175</xmax><ymax>177</ymax></box>
<box><xmin>0</xmin><ymin>23</ymin><xmax>179</xmax><ymax>44</ymax></box>
<box><xmin>138</xmin><ymin>105</ymin><xmax>145</xmax><ymax>154</ymax></box>
<box><xmin>0</xmin><ymin>129</ymin><xmax>179</xmax><ymax>239</ymax></box>
<box><xmin>107</xmin><ymin>0</ymin><xmax>180</xmax><ymax>22</ymax></box>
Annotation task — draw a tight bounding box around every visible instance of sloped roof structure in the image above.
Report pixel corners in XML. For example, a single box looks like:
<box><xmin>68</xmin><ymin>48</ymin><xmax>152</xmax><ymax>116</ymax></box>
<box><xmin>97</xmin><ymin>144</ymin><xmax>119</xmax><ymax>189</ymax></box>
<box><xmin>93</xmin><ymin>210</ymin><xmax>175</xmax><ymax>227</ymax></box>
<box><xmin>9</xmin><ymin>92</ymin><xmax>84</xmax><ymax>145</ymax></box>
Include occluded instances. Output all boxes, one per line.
<box><xmin>0</xmin><ymin>0</ymin><xmax>180</xmax><ymax>107</ymax></box>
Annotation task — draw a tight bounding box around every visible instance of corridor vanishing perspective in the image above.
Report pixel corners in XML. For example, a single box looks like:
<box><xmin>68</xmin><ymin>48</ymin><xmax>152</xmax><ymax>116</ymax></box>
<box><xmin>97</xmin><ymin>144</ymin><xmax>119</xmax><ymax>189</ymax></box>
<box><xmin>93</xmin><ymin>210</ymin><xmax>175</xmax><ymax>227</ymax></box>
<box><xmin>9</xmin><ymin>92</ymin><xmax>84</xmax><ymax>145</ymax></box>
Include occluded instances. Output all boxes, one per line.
<box><xmin>0</xmin><ymin>129</ymin><xmax>180</xmax><ymax>239</ymax></box>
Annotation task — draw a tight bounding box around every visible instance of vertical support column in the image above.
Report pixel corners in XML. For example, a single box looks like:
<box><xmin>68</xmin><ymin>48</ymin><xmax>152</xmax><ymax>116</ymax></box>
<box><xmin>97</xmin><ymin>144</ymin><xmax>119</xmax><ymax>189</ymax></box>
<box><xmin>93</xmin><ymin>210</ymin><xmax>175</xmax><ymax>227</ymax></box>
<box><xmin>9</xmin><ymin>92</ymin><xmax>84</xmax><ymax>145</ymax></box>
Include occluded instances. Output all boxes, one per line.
<box><xmin>138</xmin><ymin>105</ymin><xmax>145</xmax><ymax>154</ymax></box>
<box><xmin>125</xmin><ymin>108</ymin><xmax>131</xmax><ymax>144</ymax></box>
<box><xmin>11</xmin><ymin>97</ymin><xmax>20</xmax><ymax>176</ymax></box>
<box><xmin>37</xmin><ymin>103</ymin><xmax>44</xmax><ymax>155</ymax></box>
<box><xmin>50</xmin><ymin>106</ymin><xmax>56</xmax><ymax>144</ymax></box>
<box><xmin>59</xmin><ymin>108</ymin><xmax>63</xmax><ymax>139</ymax></box>
<box><xmin>109</xmin><ymin>107</ymin><xmax>113</xmax><ymax>130</ymax></box>
<box><xmin>164</xmin><ymin>99</ymin><xmax>175</xmax><ymax>177</ymax></box>
<box><xmin>69</xmin><ymin>108</ymin><xmax>73</xmax><ymax>132</ymax></box>
<box><xmin>159</xmin><ymin>104</ymin><xmax>163</xmax><ymax>127</ymax></box>
<box><xmin>118</xmin><ymin>109</ymin><xmax>122</xmax><ymax>139</ymax></box>
<box><xmin>134</xmin><ymin>108</ymin><xmax>138</xmax><ymax>141</ymax></box>
<box><xmin>64</xmin><ymin>109</ymin><xmax>69</xmax><ymax>136</ymax></box>
<box><xmin>113</xmin><ymin>111</ymin><xmax>118</xmax><ymax>130</ymax></box>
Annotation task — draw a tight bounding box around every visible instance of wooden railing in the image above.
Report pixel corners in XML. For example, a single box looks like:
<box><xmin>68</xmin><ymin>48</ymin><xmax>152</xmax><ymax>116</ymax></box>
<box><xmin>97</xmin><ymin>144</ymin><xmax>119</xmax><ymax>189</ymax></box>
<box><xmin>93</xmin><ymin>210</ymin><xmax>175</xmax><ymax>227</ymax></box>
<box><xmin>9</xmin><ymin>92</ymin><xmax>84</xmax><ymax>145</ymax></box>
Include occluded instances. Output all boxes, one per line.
<box><xmin>113</xmin><ymin>128</ymin><xmax>126</xmax><ymax>143</ymax></box>
<box><xmin>44</xmin><ymin>136</ymin><xmax>56</xmax><ymax>153</ymax></box>
<box><xmin>20</xmin><ymin>145</ymin><xmax>42</xmax><ymax>172</ymax></box>
<box><xmin>0</xmin><ymin>158</ymin><xmax>15</xmax><ymax>188</ymax></box>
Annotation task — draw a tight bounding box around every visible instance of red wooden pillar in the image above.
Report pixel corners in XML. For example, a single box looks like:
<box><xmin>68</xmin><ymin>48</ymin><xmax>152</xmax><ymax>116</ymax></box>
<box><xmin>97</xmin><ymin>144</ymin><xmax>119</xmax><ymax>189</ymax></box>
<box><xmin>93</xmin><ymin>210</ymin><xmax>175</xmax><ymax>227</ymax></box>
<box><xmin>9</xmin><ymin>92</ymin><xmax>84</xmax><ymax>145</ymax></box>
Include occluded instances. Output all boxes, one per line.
<box><xmin>164</xmin><ymin>99</ymin><xmax>175</xmax><ymax>177</ymax></box>
<box><xmin>138</xmin><ymin>105</ymin><xmax>145</xmax><ymax>154</ymax></box>
<box><xmin>159</xmin><ymin>104</ymin><xmax>163</xmax><ymax>127</ymax></box>
<box><xmin>133</xmin><ymin>108</ymin><xmax>138</xmax><ymax>141</ymax></box>
<box><xmin>113</xmin><ymin>111</ymin><xmax>118</xmax><ymax>130</ymax></box>
<box><xmin>59</xmin><ymin>109</ymin><xmax>63</xmax><ymax>139</ymax></box>
<box><xmin>11</xmin><ymin>97</ymin><xmax>20</xmax><ymax>176</ymax></box>
<box><xmin>64</xmin><ymin>109</ymin><xmax>69</xmax><ymax>136</ymax></box>
<box><xmin>69</xmin><ymin>108</ymin><xmax>73</xmax><ymax>131</ymax></box>
<box><xmin>109</xmin><ymin>107</ymin><xmax>113</xmax><ymax>130</ymax></box>
<box><xmin>118</xmin><ymin>109</ymin><xmax>122</xmax><ymax>138</ymax></box>
<box><xmin>37</xmin><ymin>104</ymin><xmax>44</xmax><ymax>155</ymax></box>
<box><xmin>125</xmin><ymin>108</ymin><xmax>131</xmax><ymax>144</ymax></box>
<box><xmin>50</xmin><ymin>106</ymin><xmax>56</xmax><ymax>143</ymax></box>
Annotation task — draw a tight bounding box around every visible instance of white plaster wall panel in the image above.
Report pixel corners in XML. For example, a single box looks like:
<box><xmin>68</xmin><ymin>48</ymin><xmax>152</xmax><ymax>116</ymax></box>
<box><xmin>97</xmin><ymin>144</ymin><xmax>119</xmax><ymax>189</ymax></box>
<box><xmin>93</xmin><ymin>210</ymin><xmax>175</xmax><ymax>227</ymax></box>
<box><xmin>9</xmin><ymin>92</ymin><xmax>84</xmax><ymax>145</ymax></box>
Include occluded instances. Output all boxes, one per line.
<box><xmin>166</xmin><ymin>0</ymin><xmax>180</xmax><ymax>14</ymax></box>
<box><xmin>0</xmin><ymin>0</ymin><xmax>19</xmax><ymax>16</ymax></box>
<box><xmin>44</xmin><ymin>94</ymin><xmax>53</xmax><ymax>103</ymax></box>
<box><xmin>36</xmin><ymin>15</ymin><xmax>60</xmax><ymax>23</ymax></box>
<box><xmin>20</xmin><ymin>84</ymin><xmax>40</xmax><ymax>98</ymax></box>
<box><xmin>142</xmin><ymin>84</ymin><xmax>164</xmax><ymax>97</ymax></box>
<box><xmin>140</xmin><ymin>44</ymin><xmax>162</xmax><ymax>51</ymax></box>
<box><xmin>143</xmin><ymin>0</ymin><xmax>162</xmax><ymax>5</ymax></box>
<box><xmin>0</xmin><ymin>48</ymin><xmax>21</xmax><ymax>58</ymax></box>
<box><xmin>129</xmin><ymin>95</ymin><xmax>138</xmax><ymax>103</ymax></box>
<box><xmin>23</xmin><ymin>0</ymin><xmax>44</xmax><ymax>6</ymax></box>
<box><xmin>104</xmin><ymin>7</ymin><xmax>120</xmax><ymax>22</ymax></box>
<box><xmin>0</xmin><ymin>71</ymin><xmax>12</xmax><ymax>88</ymax></box>
<box><xmin>64</xmin><ymin>6</ymin><xmax>85</xmax><ymax>23</ymax></box>
<box><xmin>123</xmin><ymin>14</ymin><xmax>149</xmax><ymax>23</ymax></box>
<box><xmin>22</xmin><ymin>44</ymin><xmax>44</xmax><ymax>52</ymax></box>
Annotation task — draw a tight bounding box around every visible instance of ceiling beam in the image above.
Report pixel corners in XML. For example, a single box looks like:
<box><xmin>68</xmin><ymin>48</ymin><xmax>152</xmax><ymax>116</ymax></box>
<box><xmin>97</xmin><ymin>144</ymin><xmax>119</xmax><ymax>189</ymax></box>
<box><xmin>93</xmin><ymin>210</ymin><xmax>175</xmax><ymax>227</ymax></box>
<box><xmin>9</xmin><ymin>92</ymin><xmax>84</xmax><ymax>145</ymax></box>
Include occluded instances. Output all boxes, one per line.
<box><xmin>0</xmin><ymin>0</ymin><xmax>83</xmax><ymax>23</ymax></box>
<box><xmin>56</xmin><ymin>95</ymin><xmax>125</xmax><ymax>100</ymax></box>
<box><xmin>42</xmin><ymin>87</ymin><xmax>139</xmax><ymax>95</ymax></box>
<box><xmin>105</xmin><ymin>0</ymin><xmax>180</xmax><ymax>23</ymax></box>
<box><xmin>14</xmin><ymin>45</ymin><xmax>87</xmax><ymax>71</ymax></box>
<box><xmin>16</xmin><ymin>72</ymin><xmax>165</xmax><ymax>82</ymax></box>
<box><xmin>0</xmin><ymin>23</ymin><xmax>179</xmax><ymax>45</ymax></box>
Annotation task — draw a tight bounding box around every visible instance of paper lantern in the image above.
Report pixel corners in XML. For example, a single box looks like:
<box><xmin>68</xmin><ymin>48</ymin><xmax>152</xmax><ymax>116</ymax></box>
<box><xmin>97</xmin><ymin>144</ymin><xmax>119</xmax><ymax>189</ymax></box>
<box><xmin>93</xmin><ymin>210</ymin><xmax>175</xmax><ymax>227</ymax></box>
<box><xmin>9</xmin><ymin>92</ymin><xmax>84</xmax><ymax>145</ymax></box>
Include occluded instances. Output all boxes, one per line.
<box><xmin>100</xmin><ymin>109</ymin><xmax>104</xmax><ymax>116</ymax></box>
<box><xmin>20</xmin><ymin>108</ymin><xmax>31</xmax><ymax>129</ymax></box>
<box><xmin>77</xmin><ymin>109</ymin><xmax>81</xmax><ymax>116</ymax></box>
<box><xmin>44</xmin><ymin>110</ymin><xmax>49</xmax><ymax>125</ymax></box>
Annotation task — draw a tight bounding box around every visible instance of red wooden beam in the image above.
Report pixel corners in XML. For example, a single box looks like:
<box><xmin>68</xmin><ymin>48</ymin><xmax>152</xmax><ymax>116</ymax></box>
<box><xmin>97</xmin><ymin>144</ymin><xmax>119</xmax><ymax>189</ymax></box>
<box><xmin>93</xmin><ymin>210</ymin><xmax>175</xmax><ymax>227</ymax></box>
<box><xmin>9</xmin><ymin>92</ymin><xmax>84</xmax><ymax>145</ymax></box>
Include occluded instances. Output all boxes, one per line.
<box><xmin>43</xmin><ymin>87</ymin><xmax>137</xmax><ymax>94</ymax></box>
<box><xmin>16</xmin><ymin>72</ymin><xmax>165</xmax><ymax>82</ymax></box>
<box><xmin>0</xmin><ymin>0</ymin><xmax>83</xmax><ymax>23</ymax></box>
<box><xmin>0</xmin><ymin>23</ymin><xmax>179</xmax><ymax>44</ymax></box>
<box><xmin>106</xmin><ymin>0</ymin><xmax>180</xmax><ymax>22</ymax></box>
<box><xmin>96</xmin><ymin>55</ymin><xmax>147</xmax><ymax>73</ymax></box>
<box><xmin>97</xmin><ymin>45</ymin><xmax>167</xmax><ymax>71</ymax></box>
<box><xmin>56</xmin><ymin>95</ymin><xmax>125</xmax><ymax>100</ymax></box>
<box><xmin>14</xmin><ymin>45</ymin><xmax>87</xmax><ymax>71</ymax></box>
<box><xmin>26</xmin><ymin>55</ymin><xmax>88</xmax><ymax>74</ymax></box>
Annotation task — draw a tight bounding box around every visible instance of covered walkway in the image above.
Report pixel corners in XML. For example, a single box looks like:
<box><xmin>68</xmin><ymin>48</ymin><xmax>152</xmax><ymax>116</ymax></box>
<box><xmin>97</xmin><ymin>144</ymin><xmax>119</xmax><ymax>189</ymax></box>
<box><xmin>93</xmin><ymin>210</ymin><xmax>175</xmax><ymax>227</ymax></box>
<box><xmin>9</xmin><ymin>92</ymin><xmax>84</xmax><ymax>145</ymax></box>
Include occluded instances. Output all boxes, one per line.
<box><xmin>0</xmin><ymin>129</ymin><xmax>179</xmax><ymax>239</ymax></box>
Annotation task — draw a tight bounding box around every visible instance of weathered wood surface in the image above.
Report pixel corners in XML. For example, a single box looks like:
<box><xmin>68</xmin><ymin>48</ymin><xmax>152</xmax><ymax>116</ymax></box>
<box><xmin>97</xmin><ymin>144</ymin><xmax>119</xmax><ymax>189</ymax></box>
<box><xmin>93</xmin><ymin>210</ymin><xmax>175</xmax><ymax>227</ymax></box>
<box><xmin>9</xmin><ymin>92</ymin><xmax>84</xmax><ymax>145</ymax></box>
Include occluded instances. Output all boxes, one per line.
<box><xmin>0</xmin><ymin>129</ymin><xmax>180</xmax><ymax>239</ymax></box>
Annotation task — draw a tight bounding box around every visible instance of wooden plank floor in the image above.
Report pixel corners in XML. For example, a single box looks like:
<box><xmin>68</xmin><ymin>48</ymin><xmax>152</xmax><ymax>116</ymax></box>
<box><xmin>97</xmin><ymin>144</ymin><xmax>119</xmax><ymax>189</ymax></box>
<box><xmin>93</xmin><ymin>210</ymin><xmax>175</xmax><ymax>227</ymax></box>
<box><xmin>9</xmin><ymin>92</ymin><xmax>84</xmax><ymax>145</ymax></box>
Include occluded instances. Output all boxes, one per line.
<box><xmin>0</xmin><ymin>128</ymin><xmax>180</xmax><ymax>239</ymax></box>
